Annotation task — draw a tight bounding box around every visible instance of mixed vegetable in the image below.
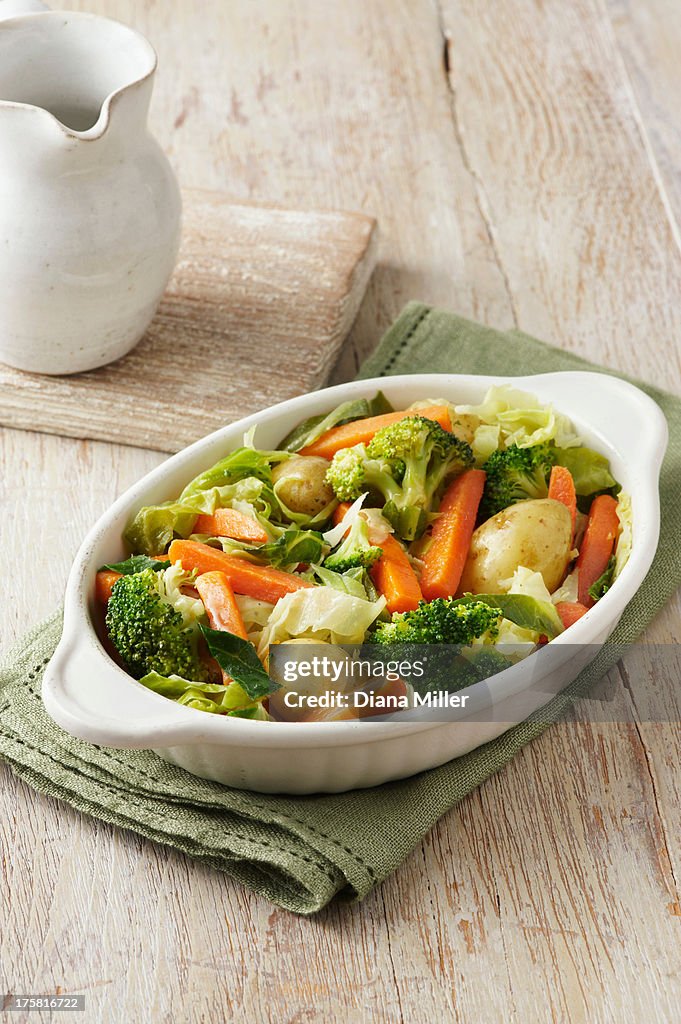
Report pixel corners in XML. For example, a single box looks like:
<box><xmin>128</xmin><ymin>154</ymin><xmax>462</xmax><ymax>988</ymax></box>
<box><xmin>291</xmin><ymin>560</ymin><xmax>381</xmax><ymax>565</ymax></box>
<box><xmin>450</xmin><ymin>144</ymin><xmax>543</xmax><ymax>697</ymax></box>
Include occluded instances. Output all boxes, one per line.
<box><xmin>95</xmin><ymin>386</ymin><xmax>632</xmax><ymax>721</ymax></box>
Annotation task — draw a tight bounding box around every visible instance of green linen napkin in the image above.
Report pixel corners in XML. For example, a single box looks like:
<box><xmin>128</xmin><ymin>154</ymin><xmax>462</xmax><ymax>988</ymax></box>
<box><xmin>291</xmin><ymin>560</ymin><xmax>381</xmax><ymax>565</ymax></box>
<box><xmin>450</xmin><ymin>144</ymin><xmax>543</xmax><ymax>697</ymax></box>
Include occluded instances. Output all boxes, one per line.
<box><xmin>1</xmin><ymin>302</ymin><xmax>679</xmax><ymax>915</ymax></box>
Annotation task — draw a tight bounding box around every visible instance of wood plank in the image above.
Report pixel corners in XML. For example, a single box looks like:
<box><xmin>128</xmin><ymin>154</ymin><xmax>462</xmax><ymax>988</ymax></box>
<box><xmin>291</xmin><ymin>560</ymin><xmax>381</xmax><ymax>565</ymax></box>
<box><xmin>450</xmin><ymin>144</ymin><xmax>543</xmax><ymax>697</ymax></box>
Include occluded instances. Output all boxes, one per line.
<box><xmin>0</xmin><ymin>192</ymin><xmax>377</xmax><ymax>452</ymax></box>
<box><xmin>607</xmin><ymin>0</ymin><xmax>681</xmax><ymax>234</ymax></box>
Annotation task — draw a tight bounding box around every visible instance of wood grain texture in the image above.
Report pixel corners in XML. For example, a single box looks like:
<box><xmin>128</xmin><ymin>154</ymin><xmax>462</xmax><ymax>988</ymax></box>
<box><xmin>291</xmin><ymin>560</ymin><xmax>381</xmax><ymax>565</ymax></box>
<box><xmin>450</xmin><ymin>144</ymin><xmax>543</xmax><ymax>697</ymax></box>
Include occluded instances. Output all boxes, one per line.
<box><xmin>2</xmin><ymin>1</ymin><xmax>681</xmax><ymax>1022</ymax></box>
<box><xmin>0</xmin><ymin>192</ymin><xmax>377</xmax><ymax>452</ymax></box>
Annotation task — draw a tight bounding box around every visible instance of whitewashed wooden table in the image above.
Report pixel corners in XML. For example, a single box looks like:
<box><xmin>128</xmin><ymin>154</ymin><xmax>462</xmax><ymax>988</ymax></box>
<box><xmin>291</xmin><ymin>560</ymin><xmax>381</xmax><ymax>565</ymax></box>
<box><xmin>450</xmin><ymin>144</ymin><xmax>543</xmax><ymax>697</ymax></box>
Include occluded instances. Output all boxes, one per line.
<box><xmin>2</xmin><ymin>2</ymin><xmax>680</xmax><ymax>1021</ymax></box>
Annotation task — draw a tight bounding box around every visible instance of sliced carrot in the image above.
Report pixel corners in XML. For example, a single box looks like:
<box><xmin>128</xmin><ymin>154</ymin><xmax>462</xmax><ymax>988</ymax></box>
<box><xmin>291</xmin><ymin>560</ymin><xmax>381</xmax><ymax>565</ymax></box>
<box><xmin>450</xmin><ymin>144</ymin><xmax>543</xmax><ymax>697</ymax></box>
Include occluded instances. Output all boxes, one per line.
<box><xmin>370</xmin><ymin>535</ymin><xmax>423</xmax><ymax>614</ymax></box>
<box><xmin>299</xmin><ymin>405</ymin><xmax>452</xmax><ymax>459</ymax></box>
<box><xmin>548</xmin><ymin>465</ymin><xmax>577</xmax><ymax>536</ymax></box>
<box><xmin>193</xmin><ymin>507</ymin><xmax>269</xmax><ymax>544</ymax></box>
<box><xmin>576</xmin><ymin>495</ymin><xmax>620</xmax><ymax>608</ymax></box>
<box><xmin>168</xmin><ymin>539</ymin><xmax>312</xmax><ymax>604</ymax></box>
<box><xmin>332</xmin><ymin>502</ymin><xmax>353</xmax><ymax>527</ymax></box>
<box><xmin>95</xmin><ymin>570</ymin><xmax>121</xmax><ymax>604</ymax></box>
<box><xmin>420</xmin><ymin>469</ymin><xmax>486</xmax><ymax>601</ymax></box>
<box><xmin>195</xmin><ymin>571</ymin><xmax>248</xmax><ymax>639</ymax></box>
<box><xmin>555</xmin><ymin>601</ymin><xmax>589</xmax><ymax>629</ymax></box>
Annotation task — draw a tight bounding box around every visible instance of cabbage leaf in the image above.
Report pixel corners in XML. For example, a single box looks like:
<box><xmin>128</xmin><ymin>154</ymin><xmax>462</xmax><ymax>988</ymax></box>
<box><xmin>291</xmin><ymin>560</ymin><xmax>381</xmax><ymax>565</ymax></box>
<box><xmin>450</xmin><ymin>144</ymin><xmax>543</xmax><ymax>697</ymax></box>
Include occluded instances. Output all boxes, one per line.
<box><xmin>139</xmin><ymin>670</ymin><xmax>269</xmax><ymax>718</ymax></box>
<box><xmin>456</xmin><ymin>385</ymin><xmax>581</xmax><ymax>449</ymax></box>
<box><xmin>553</xmin><ymin>447</ymin><xmax>617</xmax><ymax>495</ymax></box>
<box><xmin>258</xmin><ymin>587</ymin><xmax>386</xmax><ymax>654</ymax></box>
<box><xmin>279</xmin><ymin>392</ymin><xmax>393</xmax><ymax>452</ymax></box>
<box><xmin>125</xmin><ymin>447</ymin><xmax>281</xmax><ymax>554</ymax></box>
<box><xmin>614</xmin><ymin>492</ymin><xmax>632</xmax><ymax>579</ymax></box>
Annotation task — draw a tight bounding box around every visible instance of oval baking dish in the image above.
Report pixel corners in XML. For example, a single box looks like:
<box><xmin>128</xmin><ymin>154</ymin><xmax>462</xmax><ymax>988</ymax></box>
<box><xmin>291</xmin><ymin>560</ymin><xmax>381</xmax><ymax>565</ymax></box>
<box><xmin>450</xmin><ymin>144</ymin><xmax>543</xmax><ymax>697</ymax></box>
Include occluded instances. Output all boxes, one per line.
<box><xmin>42</xmin><ymin>372</ymin><xmax>668</xmax><ymax>793</ymax></box>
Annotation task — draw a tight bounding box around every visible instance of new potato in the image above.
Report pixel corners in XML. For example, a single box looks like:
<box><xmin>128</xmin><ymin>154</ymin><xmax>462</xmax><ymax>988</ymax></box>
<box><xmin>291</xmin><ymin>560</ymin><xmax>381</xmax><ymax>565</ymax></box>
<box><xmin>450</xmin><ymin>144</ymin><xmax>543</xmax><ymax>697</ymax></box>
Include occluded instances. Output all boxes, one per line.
<box><xmin>459</xmin><ymin>498</ymin><xmax>573</xmax><ymax>594</ymax></box>
<box><xmin>272</xmin><ymin>455</ymin><xmax>335</xmax><ymax>517</ymax></box>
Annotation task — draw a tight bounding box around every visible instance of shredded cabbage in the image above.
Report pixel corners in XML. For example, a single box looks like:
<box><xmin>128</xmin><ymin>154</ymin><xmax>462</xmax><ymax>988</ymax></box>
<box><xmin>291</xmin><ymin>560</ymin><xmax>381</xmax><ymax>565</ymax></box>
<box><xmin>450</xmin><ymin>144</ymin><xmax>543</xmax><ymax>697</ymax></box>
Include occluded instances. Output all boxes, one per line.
<box><xmin>310</xmin><ymin>564</ymin><xmax>369</xmax><ymax>600</ymax></box>
<box><xmin>235</xmin><ymin>595</ymin><xmax>274</xmax><ymax>629</ymax></box>
<box><xmin>614</xmin><ymin>492</ymin><xmax>633</xmax><ymax>579</ymax></box>
<box><xmin>257</xmin><ymin>588</ymin><xmax>386</xmax><ymax>655</ymax></box>
<box><xmin>504</xmin><ymin>565</ymin><xmax>553</xmax><ymax>603</ymax></box>
<box><xmin>322</xmin><ymin>493</ymin><xmax>367</xmax><ymax>546</ymax></box>
<box><xmin>456</xmin><ymin>385</ymin><xmax>581</xmax><ymax>450</ymax></box>
<box><xmin>496</xmin><ymin>566</ymin><xmax>561</xmax><ymax>645</ymax></box>
<box><xmin>159</xmin><ymin>564</ymin><xmax>206</xmax><ymax>624</ymax></box>
<box><xmin>471</xmin><ymin>423</ymin><xmax>501</xmax><ymax>465</ymax></box>
<box><xmin>140</xmin><ymin>671</ymin><xmax>270</xmax><ymax>718</ymax></box>
<box><xmin>551</xmin><ymin>569</ymin><xmax>580</xmax><ymax>605</ymax></box>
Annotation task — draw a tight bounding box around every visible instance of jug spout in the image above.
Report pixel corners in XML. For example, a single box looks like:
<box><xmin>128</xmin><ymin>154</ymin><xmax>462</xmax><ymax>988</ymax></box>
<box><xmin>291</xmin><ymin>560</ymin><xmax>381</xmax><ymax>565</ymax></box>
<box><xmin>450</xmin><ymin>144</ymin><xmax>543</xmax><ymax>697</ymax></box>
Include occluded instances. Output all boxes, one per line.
<box><xmin>0</xmin><ymin>10</ymin><xmax>157</xmax><ymax>141</ymax></box>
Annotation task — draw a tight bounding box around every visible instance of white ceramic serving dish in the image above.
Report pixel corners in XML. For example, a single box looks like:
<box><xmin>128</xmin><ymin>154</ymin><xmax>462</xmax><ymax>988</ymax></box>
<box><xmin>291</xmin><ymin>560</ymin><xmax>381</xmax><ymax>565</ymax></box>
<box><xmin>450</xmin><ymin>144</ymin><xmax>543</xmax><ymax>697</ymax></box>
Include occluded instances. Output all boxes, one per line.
<box><xmin>42</xmin><ymin>373</ymin><xmax>667</xmax><ymax>793</ymax></box>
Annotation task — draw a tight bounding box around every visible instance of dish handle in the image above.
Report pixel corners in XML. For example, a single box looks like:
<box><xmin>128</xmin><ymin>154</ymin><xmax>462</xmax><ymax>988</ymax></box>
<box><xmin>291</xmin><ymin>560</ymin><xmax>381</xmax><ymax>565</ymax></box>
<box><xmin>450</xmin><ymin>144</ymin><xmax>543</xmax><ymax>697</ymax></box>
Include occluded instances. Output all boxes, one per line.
<box><xmin>42</xmin><ymin>628</ymin><xmax>206</xmax><ymax>748</ymax></box>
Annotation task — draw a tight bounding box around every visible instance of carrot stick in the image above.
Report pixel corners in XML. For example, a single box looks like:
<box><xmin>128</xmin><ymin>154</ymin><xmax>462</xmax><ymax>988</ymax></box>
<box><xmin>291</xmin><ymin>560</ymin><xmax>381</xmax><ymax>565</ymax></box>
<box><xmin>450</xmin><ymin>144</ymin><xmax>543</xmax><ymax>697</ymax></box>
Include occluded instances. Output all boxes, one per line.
<box><xmin>555</xmin><ymin>601</ymin><xmax>589</xmax><ymax>629</ymax></box>
<box><xmin>168</xmin><ymin>539</ymin><xmax>312</xmax><ymax>603</ymax></box>
<box><xmin>299</xmin><ymin>405</ymin><xmax>452</xmax><ymax>459</ymax></box>
<box><xmin>576</xmin><ymin>495</ymin><xmax>620</xmax><ymax>607</ymax></box>
<box><xmin>193</xmin><ymin>507</ymin><xmax>269</xmax><ymax>544</ymax></box>
<box><xmin>370</xmin><ymin>535</ymin><xmax>423</xmax><ymax>614</ymax></box>
<box><xmin>195</xmin><ymin>571</ymin><xmax>248</xmax><ymax>639</ymax></box>
<box><xmin>331</xmin><ymin>502</ymin><xmax>353</xmax><ymax>527</ymax></box>
<box><xmin>420</xmin><ymin>469</ymin><xmax>486</xmax><ymax>601</ymax></box>
<box><xmin>95</xmin><ymin>570</ymin><xmax>121</xmax><ymax>604</ymax></box>
<box><xmin>548</xmin><ymin>465</ymin><xmax>577</xmax><ymax>536</ymax></box>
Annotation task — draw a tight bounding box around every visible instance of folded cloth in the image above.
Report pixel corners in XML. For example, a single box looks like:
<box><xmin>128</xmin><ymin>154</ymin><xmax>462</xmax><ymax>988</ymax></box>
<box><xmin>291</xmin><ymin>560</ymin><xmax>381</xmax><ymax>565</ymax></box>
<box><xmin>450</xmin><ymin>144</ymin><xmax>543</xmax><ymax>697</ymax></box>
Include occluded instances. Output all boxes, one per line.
<box><xmin>1</xmin><ymin>303</ymin><xmax>679</xmax><ymax>915</ymax></box>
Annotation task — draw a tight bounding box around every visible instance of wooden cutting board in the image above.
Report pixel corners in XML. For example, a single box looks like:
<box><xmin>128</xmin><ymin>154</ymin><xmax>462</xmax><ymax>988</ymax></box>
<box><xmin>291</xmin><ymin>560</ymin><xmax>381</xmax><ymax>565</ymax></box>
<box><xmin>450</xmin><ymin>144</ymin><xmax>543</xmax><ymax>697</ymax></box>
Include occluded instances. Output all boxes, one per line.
<box><xmin>0</xmin><ymin>189</ymin><xmax>377</xmax><ymax>453</ymax></box>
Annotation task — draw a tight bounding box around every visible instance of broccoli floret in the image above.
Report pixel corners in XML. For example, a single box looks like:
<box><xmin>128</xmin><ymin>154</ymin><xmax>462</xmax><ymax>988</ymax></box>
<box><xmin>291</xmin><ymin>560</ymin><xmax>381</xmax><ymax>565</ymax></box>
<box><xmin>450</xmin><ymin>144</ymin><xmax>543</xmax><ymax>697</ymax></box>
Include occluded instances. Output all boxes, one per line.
<box><xmin>106</xmin><ymin>567</ymin><xmax>207</xmax><ymax>681</ymax></box>
<box><xmin>325</xmin><ymin>443</ymin><xmax>400</xmax><ymax>502</ymax></box>
<box><xmin>481</xmin><ymin>443</ymin><xmax>556</xmax><ymax>517</ymax></box>
<box><xmin>371</xmin><ymin>598</ymin><xmax>501</xmax><ymax>645</ymax></box>
<box><xmin>368</xmin><ymin>416</ymin><xmax>474</xmax><ymax>539</ymax></box>
<box><xmin>324</xmin><ymin>514</ymin><xmax>383</xmax><ymax>572</ymax></box>
<box><xmin>326</xmin><ymin>417</ymin><xmax>474</xmax><ymax>541</ymax></box>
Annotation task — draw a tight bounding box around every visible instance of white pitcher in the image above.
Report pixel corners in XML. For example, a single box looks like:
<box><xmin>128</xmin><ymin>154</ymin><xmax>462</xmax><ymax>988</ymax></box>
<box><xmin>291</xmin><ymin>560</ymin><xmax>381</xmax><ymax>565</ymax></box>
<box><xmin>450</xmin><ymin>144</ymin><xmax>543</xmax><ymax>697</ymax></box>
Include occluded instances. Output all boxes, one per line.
<box><xmin>0</xmin><ymin>2</ymin><xmax>181</xmax><ymax>373</ymax></box>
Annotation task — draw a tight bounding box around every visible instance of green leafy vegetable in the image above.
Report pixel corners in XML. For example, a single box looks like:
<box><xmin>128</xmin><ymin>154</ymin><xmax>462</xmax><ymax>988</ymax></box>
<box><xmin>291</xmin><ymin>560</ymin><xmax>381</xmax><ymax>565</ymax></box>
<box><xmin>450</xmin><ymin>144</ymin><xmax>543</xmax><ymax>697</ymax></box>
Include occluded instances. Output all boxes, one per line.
<box><xmin>613</xmin><ymin>493</ymin><xmax>632</xmax><ymax>579</ymax></box>
<box><xmin>258</xmin><ymin>587</ymin><xmax>386</xmax><ymax>653</ymax></box>
<box><xmin>211</xmin><ymin>528</ymin><xmax>326</xmax><ymax>568</ymax></box>
<box><xmin>125</xmin><ymin>447</ymin><xmax>283</xmax><ymax>554</ymax></box>
<box><xmin>178</xmin><ymin>447</ymin><xmax>285</xmax><ymax>506</ymax></box>
<box><xmin>251</xmin><ymin>528</ymin><xmax>325</xmax><ymax>567</ymax></box>
<box><xmin>588</xmin><ymin>556</ymin><xmax>616</xmax><ymax>602</ymax></box>
<box><xmin>139</xmin><ymin>671</ymin><xmax>270</xmax><ymax>717</ymax></box>
<box><xmin>279</xmin><ymin>392</ymin><xmax>393</xmax><ymax>452</ymax></box>
<box><xmin>311</xmin><ymin>564</ymin><xmax>371</xmax><ymax>600</ymax></box>
<box><xmin>458</xmin><ymin>593</ymin><xmax>564</xmax><ymax>639</ymax></box>
<box><xmin>553</xmin><ymin>447</ymin><xmax>617</xmax><ymax>495</ymax></box>
<box><xmin>199</xmin><ymin>624</ymin><xmax>277</xmax><ymax>700</ymax></box>
<box><xmin>455</xmin><ymin>385</ymin><xmax>581</xmax><ymax>449</ymax></box>
<box><xmin>99</xmin><ymin>554</ymin><xmax>170</xmax><ymax>574</ymax></box>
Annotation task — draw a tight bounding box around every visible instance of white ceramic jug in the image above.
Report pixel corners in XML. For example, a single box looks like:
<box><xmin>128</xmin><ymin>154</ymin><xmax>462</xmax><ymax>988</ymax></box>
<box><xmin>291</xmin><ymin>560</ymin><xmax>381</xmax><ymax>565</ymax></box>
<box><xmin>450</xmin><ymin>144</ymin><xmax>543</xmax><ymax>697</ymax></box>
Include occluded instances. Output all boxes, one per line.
<box><xmin>0</xmin><ymin>2</ymin><xmax>181</xmax><ymax>373</ymax></box>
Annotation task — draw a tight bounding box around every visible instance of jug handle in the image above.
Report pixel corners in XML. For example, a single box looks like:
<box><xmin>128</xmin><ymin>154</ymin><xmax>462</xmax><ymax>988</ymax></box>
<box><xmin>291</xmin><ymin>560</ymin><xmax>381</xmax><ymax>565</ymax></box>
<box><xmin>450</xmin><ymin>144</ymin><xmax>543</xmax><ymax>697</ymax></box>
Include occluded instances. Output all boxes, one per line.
<box><xmin>0</xmin><ymin>0</ymin><xmax>50</xmax><ymax>20</ymax></box>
